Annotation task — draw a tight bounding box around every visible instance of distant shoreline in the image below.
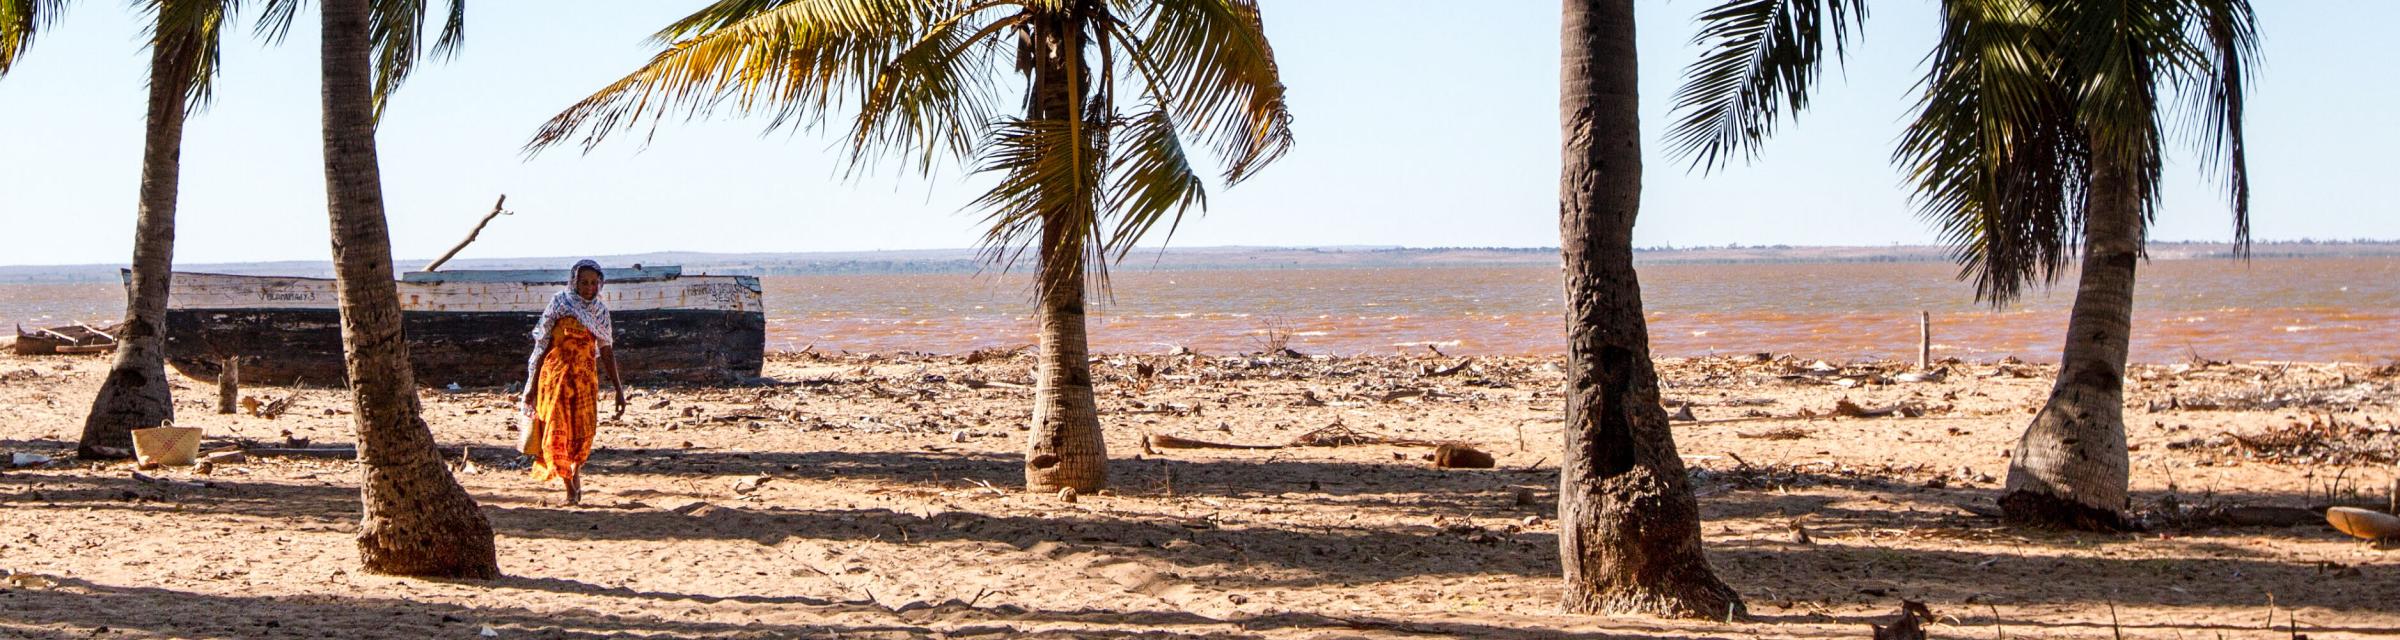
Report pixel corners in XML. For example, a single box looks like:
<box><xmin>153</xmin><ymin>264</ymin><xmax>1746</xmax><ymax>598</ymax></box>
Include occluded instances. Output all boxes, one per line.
<box><xmin>4</xmin><ymin>240</ymin><xmax>2397</xmax><ymax>284</ymax></box>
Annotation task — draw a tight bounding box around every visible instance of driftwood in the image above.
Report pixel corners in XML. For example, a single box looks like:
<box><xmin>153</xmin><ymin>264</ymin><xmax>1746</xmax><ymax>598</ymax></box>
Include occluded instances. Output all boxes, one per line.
<box><xmin>243</xmin><ymin>447</ymin><xmax>360</xmax><ymax>459</ymax></box>
<box><xmin>1146</xmin><ymin>433</ymin><xmax>1280</xmax><ymax>450</ymax></box>
<box><xmin>1288</xmin><ymin>423</ymin><xmax>1438</xmax><ymax>448</ymax></box>
<box><xmin>14</xmin><ymin>322</ymin><xmax>121</xmax><ymax>356</ymax></box>
<box><xmin>1144</xmin><ymin>423</ymin><xmax>1455</xmax><ymax>454</ymax></box>
<box><xmin>420</xmin><ymin>195</ymin><xmax>511</xmax><ymax>273</ymax></box>
<box><xmin>1871</xmin><ymin>600</ymin><xmax>1933</xmax><ymax>640</ymax></box>
<box><xmin>1833</xmin><ymin>398</ymin><xmax>1923</xmax><ymax>419</ymax></box>
<box><xmin>242</xmin><ymin>395</ymin><xmax>293</xmax><ymax>420</ymax></box>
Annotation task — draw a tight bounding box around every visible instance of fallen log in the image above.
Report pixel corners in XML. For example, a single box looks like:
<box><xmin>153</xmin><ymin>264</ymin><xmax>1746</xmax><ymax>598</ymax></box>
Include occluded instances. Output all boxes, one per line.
<box><xmin>1146</xmin><ymin>433</ymin><xmax>1281</xmax><ymax>450</ymax></box>
<box><xmin>243</xmin><ymin>447</ymin><xmax>360</xmax><ymax>459</ymax></box>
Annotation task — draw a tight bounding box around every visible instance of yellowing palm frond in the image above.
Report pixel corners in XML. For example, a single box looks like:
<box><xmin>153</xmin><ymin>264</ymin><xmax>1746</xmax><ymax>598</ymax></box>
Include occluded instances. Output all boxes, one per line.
<box><xmin>528</xmin><ymin>0</ymin><xmax>968</xmax><ymax>155</ymax></box>
<box><xmin>0</xmin><ymin>0</ymin><xmax>71</xmax><ymax>75</ymax></box>
<box><xmin>535</xmin><ymin>0</ymin><xmax>1292</xmax><ymax>286</ymax></box>
<box><xmin>848</xmin><ymin>6</ymin><xmax>1015</xmax><ymax>174</ymax></box>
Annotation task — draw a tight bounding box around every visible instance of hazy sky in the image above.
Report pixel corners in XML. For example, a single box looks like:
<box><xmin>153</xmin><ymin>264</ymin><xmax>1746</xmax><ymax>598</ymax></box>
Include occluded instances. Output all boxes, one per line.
<box><xmin>1</xmin><ymin>1</ymin><xmax>2392</xmax><ymax>267</ymax></box>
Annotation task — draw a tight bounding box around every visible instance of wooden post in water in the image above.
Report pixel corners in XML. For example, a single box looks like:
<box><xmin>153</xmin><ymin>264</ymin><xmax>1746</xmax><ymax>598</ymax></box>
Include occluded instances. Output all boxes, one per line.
<box><xmin>1918</xmin><ymin>311</ymin><xmax>1932</xmax><ymax>371</ymax></box>
<box><xmin>216</xmin><ymin>356</ymin><xmax>240</xmax><ymax>414</ymax></box>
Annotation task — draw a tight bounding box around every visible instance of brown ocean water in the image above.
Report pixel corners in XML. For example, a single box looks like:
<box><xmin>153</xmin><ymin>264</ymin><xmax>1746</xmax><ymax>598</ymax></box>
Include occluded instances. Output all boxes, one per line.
<box><xmin>5</xmin><ymin>257</ymin><xmax>2394</xmax><ymax>363</ymax></box>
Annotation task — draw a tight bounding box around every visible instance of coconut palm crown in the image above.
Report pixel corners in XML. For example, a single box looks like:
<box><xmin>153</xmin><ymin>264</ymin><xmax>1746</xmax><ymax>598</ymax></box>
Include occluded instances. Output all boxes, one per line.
<box><xmin>527</xmin><ymin>0</ymin><xmax>1291</xmax><ymax>272</ymax></box>
<box><xmin>1667</xmin><ymin>0</ymin><xmax>2256</xmax><ymax>303</ymax></box>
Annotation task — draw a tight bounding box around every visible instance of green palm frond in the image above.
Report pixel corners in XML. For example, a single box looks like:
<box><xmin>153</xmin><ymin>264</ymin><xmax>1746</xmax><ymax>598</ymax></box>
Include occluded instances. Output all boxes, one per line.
<box><xmin>252</xmin><ymin>0</ymin><xmax>298</xmax><ymax>41</ymax></box>
<box><xmin>0</xmin><ymin>0</ymin><xmax>71</xmax><ymax>75</ymax></box>
<box><xmin>1898</xmin><ymin>0</ymin><xmax>2086</xmax><ymax>305</ymax></box>
<box><xmin>848</xmin><ymin>7</ymin><xmax>1015</xmax><ymax>174</ymax></box>
<box><xmin>970</xmin><ymin>115</ymin><xmax>1109</xmax><ymax>278</ymax></box>
<box><xmin>526</xmin><ymin>0</ymin><xmax>956</xmax><ymax>155</ymax></box>
<box><xmin>143</xmin><ymin>0</ymin><xmax>229</xmax><ymax>110</ymax></box>
<box><xmin>365</xmin><ymin>0</ymin><xmax>466</xmax><ymax>119</ymax></box>
<box><xmin>1101</xmin><ymin>106</ymin><xmax>1205</xmax><ymax>260</ymax></box>
<box><xmin>1114</xmin><ymin>0</ymin><xmax>1290</xmax><ymax>182</ymax></box>
<box><xmin>1668</xmin><ymin>0</ymin><xmax>1867</xmax><ymax>170</ymax></box>
<box><xmin>2185</xmin><ymin>0</ymin><xmax>2256</xmax><ymax>253</ymax></box>
<box><xmin>2050</xmin><ymin>0</ymin><xmax>2184</xmax><ymax>230</ymax></box>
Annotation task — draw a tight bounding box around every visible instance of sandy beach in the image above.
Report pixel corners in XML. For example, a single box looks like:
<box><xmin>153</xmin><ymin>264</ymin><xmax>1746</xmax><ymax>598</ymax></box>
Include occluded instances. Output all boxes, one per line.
<box><xmin>2</xmin><ymin>346</ymin><xmax>2395</xmax><ymax>639</ymax></box>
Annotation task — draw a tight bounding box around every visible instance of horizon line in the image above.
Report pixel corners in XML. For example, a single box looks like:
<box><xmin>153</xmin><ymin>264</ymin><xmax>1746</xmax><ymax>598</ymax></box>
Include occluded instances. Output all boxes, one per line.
<box><xmin>6</xmin><ymin>238</ymin><xmax>2397</xmax><ymax>270</ymax></box>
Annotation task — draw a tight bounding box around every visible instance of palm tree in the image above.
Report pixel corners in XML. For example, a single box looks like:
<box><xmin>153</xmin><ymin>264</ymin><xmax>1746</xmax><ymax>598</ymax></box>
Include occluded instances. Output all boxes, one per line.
<box><xmin>5</xmin><ymin>0</ymin><xmax>233</xmax><ymax>458</ymax></box>
<box><xmin>1669</xmin><ymin>0</ymin><xmax>2256</xmax><ymax>530</ymax></box>
<box><xmin>318</xmin><ymin>0</ymin><xmax>496</xmax><ymax>577</ymax></box>
<box><xmin>528</xmin><ymin>0</ymin><xmax>1293</xmax><ymax>493</ymax></box>
<box><xmin>1556</xmin><ymin>0</ymin><xmax>1743</xmax><ymax>619</ymax></box>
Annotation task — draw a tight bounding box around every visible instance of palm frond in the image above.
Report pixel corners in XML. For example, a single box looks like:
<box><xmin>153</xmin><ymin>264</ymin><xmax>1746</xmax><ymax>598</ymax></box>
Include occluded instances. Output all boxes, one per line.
<box><xmin>252</xmin><ymin>0</ymin><xmax>302</xmax><ymax>43</ymax></box>
<box><xmin>2051</xmin><ymin>0</ymin><xmax>2188</xmax><ymax>230</ymax></box>
<box><xmin>1113</xmin><ymin>0</ymin><xmax>1290</xmax><ymax>183</ymax></box>
<box><xmin>0</xmin><ymin>0</ymin><xmax>71</xmax><ymax>76</ymax></box>
<box><xmin>2183</xmin><ymin>0</ymin><xmax>2256</xmax><ymax>254</ymax></box>
<box><xmin>1667</xmin><ymin>0</ymin><xmax>1867</xmax><ymax>171</ymax></box>
<box><xmin>366</xmin><ymin>0</ymin><xmax>467</xmax><ymax>120</ymax></box>
<box><xmin>1898</xmin><ymin>0</ymin><xmax>2085</xmax><ymax>305</ymax></box>
<box><xmin>969</xmin><ymin>115</ymin><xmax>1108</xmax><ymax>280</ymax></box>
<box><xmin>144</xmin><ymin>0</ymin><xmax>230</xmax><ymax>110</ymax></box>
<box><xmin>847</xmin><ymin>7</ymin><xmax>1015</xmax><ymax>174</ymax></box>
<box><xmin>526</xmin><ymin>0</ymin><xmax>954</xmax><ymax>155</ymax></box>
<box><xmin>1101</xmin><ymin>106</ymin><xmax>1205</xmax><ymax>260</ymax></box>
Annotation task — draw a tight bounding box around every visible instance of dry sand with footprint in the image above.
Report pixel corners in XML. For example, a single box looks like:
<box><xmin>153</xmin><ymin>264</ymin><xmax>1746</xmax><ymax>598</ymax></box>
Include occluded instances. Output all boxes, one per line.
<box><xmin>3</xmin><ymin>348</ymin><xmax>2397</xmax><ymax>638</ymax></box>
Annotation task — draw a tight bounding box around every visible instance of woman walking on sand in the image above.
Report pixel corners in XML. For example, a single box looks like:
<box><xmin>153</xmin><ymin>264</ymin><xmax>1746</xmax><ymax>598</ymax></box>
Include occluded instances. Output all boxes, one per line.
<box><xmin>520</xmin><ymin>260</ymin><xmax>628</xmax><ymax>505</ymax></box>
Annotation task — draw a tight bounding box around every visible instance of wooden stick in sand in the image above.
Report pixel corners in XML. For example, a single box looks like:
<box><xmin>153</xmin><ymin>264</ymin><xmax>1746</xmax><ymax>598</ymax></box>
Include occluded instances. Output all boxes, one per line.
<box><xmin>1918</xmin><ymin>311</ymin><xmax>1932</xmax><ymax>371</ymax></box>
<box><xmin>216</xmin><ymin>355</ymin><xmax>240</xmax><ymax>414</ymax></box>
<box><xmin>420</xmin><ymin>195</ymin><xmax>511</xmax><ymax>273</ymax></box>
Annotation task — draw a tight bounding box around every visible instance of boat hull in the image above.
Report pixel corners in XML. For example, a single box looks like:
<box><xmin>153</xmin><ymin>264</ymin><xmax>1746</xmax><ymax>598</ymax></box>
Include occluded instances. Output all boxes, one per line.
<box><xmin>153</xmin><ymin>270</ymin><xmax>765</xmax><ymax>387</ymax></box>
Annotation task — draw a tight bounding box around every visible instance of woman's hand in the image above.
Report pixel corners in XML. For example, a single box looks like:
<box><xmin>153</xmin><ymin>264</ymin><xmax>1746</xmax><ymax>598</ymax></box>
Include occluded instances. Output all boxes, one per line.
<box><xmin>612</xmin><ymin>392</ymin><xmax>628</xmax><ymax>420</ymax></box>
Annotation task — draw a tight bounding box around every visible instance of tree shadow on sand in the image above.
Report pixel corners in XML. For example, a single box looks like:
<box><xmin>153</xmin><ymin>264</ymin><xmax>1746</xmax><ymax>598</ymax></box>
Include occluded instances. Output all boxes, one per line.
<box><xmin>0</xmin><ymin>575</ymin><xmax>1708</xmax><ymax>640</ymax></box>
<box><xmin>8</xmin><ymin>457</ymin><xmax>2393</xmax><ymax>623</ymax></box>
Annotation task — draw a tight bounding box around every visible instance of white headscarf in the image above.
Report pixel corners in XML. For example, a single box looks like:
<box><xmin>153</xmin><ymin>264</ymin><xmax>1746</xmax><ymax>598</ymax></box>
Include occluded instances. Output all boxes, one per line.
<box><xmin>533</xmin><ymin>260</ymin><xmax>614</xmax><ymax>348</ymax></box>
<box><xmin>521</xmin><ymin>260</ymin><xmax>614</xmax><ymax>414</ymax></box>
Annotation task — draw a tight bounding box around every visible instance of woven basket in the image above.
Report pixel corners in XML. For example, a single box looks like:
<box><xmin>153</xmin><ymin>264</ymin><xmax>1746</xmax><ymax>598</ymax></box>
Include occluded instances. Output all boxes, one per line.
<box><xmin>131</xmin><ymin>425</ymin><xmax>202</xmax><ymax>466</ymax></box>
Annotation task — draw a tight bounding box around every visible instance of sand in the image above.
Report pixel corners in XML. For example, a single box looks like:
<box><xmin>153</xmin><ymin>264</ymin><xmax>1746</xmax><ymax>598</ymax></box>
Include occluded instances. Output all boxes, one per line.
<box><xmin>2</xmin><ymin>346</ymin><xmax>2396</xmax><ymax>639</ymax></box>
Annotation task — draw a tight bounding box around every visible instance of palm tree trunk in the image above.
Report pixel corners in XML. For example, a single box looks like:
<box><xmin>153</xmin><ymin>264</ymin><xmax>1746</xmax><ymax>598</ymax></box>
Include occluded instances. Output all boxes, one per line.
<box><xmin>1021</xmin><ymin>4</ymin><xmax>1105</xmax><ymax>493</ymax></box>
<box><xmin>1557</xmin><ymin>0</ymin><xmax>1742</xmax><ymax>619</ymax></box>
<box><xmin>76</xmin><ymin>28</ymin><xmax>191</xmax><ymax>459</ymax></box>
<box><xmin>2002</xmin><ymin>158</ymin><xmax>2139</xmax><ymax>531</ymax></box>
<box><xmin>320</xmin><ymin>0</ymin><xmax>497</xmax><ymax>578</ymax></box>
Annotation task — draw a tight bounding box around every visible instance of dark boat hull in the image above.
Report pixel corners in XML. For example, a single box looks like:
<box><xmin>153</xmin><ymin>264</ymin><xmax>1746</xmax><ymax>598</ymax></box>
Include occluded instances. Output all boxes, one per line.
<box><xmin>150</xmin><ymin>268</ymin><xmax>767</xmax><ymax>387</ymax></box>
<box><xmin>163</xmin><ymin>308</ymin><xmax>766</xmax><ymax>387</ymax></box>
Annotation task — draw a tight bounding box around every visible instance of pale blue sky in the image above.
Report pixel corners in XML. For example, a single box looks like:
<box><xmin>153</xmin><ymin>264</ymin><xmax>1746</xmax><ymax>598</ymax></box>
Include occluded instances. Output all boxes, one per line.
<box><xmin>0</xmin><ymin>1</ymin><xmax>2392</xmax><ymax>267</ymax></box>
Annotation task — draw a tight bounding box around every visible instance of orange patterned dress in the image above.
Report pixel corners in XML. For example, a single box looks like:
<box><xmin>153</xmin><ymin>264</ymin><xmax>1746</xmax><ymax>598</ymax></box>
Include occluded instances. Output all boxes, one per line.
<box><xmin>529</xmin><ymin>316</ymin><xmax>599</xmax><ymax>483</ymax></box>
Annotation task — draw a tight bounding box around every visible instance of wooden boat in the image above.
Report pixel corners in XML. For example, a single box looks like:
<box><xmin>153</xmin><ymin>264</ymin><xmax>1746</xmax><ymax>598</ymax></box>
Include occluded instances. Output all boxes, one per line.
<box><xmin>148</xmin><ymin>266</ymin><xmax>764</xmax><ymax>387</ymax></box>
<box><xmin>13</xmin><ymin>322</ymin><xmax>122</xmax><ymax>355</ymax></box>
